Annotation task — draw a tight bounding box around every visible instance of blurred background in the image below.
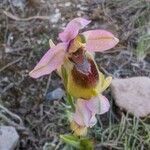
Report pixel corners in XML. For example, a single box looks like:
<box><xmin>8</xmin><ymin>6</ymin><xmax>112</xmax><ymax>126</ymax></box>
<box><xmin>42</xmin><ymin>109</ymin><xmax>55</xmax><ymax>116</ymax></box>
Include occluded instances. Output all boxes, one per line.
<box><xmin>0</xmin><ymin>0</ymin><xmax>150</xmax><ymax>149</ymax></box>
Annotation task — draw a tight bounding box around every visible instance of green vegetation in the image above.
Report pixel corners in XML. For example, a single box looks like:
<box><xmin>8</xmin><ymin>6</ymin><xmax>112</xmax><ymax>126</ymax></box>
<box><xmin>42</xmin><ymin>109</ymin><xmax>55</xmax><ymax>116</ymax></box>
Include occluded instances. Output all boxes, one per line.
<box><xmin>91</xmin><ymin>113</ymin><xmax>150</xmax><ymax>150</ymax></box>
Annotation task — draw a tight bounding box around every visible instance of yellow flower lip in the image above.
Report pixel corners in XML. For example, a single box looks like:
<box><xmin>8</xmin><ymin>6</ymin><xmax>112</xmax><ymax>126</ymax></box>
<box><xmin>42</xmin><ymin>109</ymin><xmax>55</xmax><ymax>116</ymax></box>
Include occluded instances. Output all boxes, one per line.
<box><xmin>66</xmin><ymin>52</ymin><xmax>101</xmax><ymax>99</ymax></box>
<box><xmin>66</xmin><ymin>51</ymin><xmax>112</xmax><ymax>99</ymax></box>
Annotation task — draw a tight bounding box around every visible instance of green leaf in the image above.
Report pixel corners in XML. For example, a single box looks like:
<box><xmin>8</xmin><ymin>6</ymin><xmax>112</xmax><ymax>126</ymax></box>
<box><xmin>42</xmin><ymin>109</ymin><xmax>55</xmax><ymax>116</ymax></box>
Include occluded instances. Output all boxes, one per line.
<box><xmin>66</xmin><ymin>93</ymin><xmax>75</xmax><ymax>111</ymax></box>
<box><xmin>63</xmin><ymin>145</ymin><xmax>75</xmax><ymax>150</ymax></box>
<box><xmin>136</xmin><ymin>34</ymin><xmax>150</xmax><ymax>60</ymax></box>
<box><xmin>61</xmin><ymin>66</ymin><xmax>68</xmax><ymax>88</ymax></box>
<box><xmin>60</xmin><ymin>135</ymin><xmax>94</xmax><ymax>150</ymax></box>
<box><xmin>60</xmin><ymin>134</ymin><xmax>80</xmax><ymax>149</ymax></box>
<box><xmin>80</xmin><ymin>138</ymin><xmax>94</xmax><ymax>150</ymax></box>
<box><xmin>66</xmin><ymin>110</ymin><xmax>73</xmax><ymax>122</ymax></box>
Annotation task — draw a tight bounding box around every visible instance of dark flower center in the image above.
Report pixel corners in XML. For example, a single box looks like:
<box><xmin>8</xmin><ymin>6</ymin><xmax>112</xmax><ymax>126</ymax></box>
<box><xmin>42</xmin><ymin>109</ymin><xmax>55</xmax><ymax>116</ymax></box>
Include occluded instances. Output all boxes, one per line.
<box><xmin>69</xmin><ymin>48</ymin><xmax>99</xmax><ymax>88</ymax></box>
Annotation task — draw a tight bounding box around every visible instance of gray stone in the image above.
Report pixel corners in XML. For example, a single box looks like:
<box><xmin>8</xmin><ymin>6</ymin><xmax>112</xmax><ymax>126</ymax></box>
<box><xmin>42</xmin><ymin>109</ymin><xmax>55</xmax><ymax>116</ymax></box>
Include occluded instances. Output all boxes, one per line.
<box><xmin>46</xmin><ymin>88</ymin><xmax>65</xmax><ymax>101</ymax></box>
<box><xmin>11</xmin><ymin>0</ymin><xmax>25</xmax><ymax>10</ymax></box>
<box><xmin>111</xmin><ymin>77</ymin><xmax>150</xmax><ymax>117</ymax></box>
<box><xmin>0</xmin><ymin>126</ymin><xmax>19</xmax><ymax>150</ymax></box>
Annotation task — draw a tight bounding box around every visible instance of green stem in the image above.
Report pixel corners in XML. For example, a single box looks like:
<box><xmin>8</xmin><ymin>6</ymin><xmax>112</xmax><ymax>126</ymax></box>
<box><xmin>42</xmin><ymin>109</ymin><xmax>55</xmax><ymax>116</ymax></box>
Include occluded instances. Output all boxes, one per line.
<box><xmin>66</xmin><ymin>93</ymin><xmax>75</xmax><ymax>112</ymax></box>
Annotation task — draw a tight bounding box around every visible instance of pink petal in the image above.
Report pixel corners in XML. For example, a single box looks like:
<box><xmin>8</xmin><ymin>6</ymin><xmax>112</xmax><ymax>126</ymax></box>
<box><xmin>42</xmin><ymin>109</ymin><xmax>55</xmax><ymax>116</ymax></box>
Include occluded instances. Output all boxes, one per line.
<box><xmin>59</xmin><ymin>18</ymin><xmax>91</xmax><ymax>42</ymax></box>
<box><xmin>29</xmin><ymin>43</ymin><xmax>67</xmax><ymax>78</ymax></box>
<box><xmin>89</xmin><ymin>115</ymin><xmax>97</xmax><ymax>128</ymax></box>
<box><xmin>86</xmin><ymin>95</ymin><xmax>110</xmax><ymax>115</ymax></box>
<box><xmin>73</xmin><ymin>100</ymin><xmax>86</xmax><ymax>126</ymax></box>
<box><xmin>82</xmin><ymin>30</ymin><xmax>119</xmax><ymax>52</ymax></box>
<box><xmin>74</xmin><ymin>99</ymin><xmax>91</xmax><ymax>127</ymax></box>
<box><xmin>73</xmin><ymin>99</ymin><xmax>97</xmax><ymax>127</ymax></box>
<box><xmin>73</xmin><ymin>108</ymin><xmax>85</xmax><ymax>126</ymax></box>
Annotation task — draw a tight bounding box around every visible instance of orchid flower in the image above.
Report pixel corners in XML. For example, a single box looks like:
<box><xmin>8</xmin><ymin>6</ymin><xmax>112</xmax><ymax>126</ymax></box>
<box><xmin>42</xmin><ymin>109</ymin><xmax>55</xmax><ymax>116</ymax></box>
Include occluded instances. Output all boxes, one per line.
<box><xmin>70</xmin><ymin>95</ymin><xmax>110</xmax><ymax>136</ymax></box>
<box><xmin>29</xmin><ymin>18</ymin><xmax>119</xmax><ymax>138</ymax></box>
<box><xmin>29</xmin><ymin>17</ymin><xmax>119</xmax><ymax>99</ymax></box>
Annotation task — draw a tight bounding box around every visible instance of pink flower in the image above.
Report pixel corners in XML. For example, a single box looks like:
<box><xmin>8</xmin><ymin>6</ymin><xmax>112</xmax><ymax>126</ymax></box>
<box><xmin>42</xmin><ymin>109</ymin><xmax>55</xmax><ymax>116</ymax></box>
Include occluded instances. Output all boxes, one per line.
<box><xmin>70</xmin><ymin>95</ymin><xmax>110</xmax><ymax>136</ymax></box>
<box><xmin>29</xmin><ymin>18</ymin><xmax>119</xmax><ymax>78</ymax></box>
<box><xmin>73</xmin><ymin>95</ymin><xmax>110</xmax><ymax>128</ymax></box>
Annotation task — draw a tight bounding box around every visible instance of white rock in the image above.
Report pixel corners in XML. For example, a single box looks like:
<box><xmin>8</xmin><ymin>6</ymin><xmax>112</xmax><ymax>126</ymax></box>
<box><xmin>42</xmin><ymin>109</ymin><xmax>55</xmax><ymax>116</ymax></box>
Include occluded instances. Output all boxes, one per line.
<box><xmin>0</xmin><ymin>126</ymin><xmax>19</xmax><ymax>150</ymax></box>
<box><xmin>111</xmin><ymin>77</ymin><xmax>150</xmax><ymax>117</ymax></box>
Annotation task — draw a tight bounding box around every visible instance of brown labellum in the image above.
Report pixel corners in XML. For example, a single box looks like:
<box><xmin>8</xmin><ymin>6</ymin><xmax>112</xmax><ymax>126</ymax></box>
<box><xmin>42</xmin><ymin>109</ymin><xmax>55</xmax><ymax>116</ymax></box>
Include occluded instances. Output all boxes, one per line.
<box><xmin>69</xmin><ymin>48</ymin><xmax>99</xmax><ymax>88</ymax></box>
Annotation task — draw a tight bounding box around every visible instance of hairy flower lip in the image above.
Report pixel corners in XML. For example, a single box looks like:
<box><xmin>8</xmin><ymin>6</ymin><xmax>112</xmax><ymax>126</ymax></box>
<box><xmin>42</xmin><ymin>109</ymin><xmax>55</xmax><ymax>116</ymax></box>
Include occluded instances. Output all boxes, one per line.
<box><xmin>72</xmin><ymin>58</ymin><xmax>99</xmax><ymax>88</ymax></box>
<box><xmin>74</xmin><ymin>59</ymin><xmax>91</xmax><ymax>74</ymax></box>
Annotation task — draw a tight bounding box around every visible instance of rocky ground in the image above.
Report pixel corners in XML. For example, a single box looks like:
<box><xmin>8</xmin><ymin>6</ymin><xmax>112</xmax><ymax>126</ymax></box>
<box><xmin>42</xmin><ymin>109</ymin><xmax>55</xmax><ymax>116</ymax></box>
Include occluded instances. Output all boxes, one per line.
<box><xmin>0</xmin><ymin>0</ymin><xmax>150</xmax><ymax>149</ymax></box>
